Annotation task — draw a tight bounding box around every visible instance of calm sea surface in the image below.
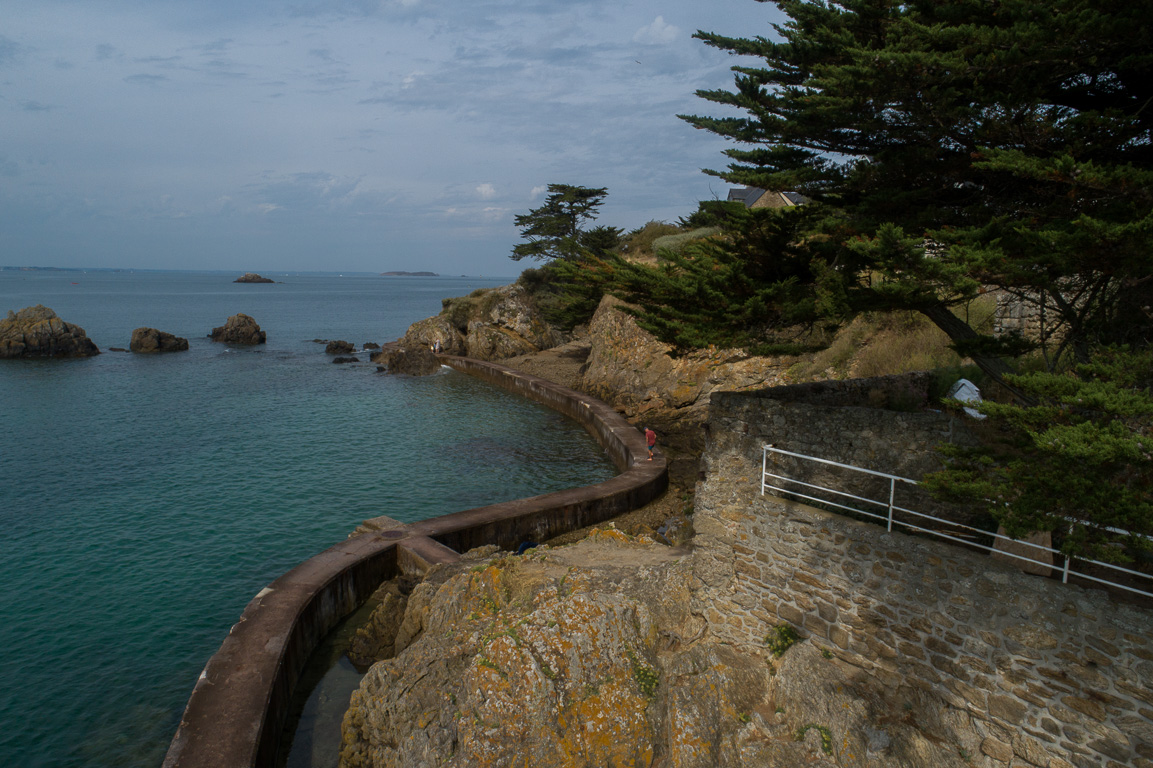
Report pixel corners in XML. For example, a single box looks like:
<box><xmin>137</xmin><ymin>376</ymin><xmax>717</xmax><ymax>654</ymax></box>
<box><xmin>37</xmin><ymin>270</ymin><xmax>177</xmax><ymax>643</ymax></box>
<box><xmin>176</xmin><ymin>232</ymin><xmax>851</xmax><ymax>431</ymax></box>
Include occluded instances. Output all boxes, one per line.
<box><xmin>0</xmin><ymin>271</ymin><xmax>616</xmax><ymax>768</ymax></box>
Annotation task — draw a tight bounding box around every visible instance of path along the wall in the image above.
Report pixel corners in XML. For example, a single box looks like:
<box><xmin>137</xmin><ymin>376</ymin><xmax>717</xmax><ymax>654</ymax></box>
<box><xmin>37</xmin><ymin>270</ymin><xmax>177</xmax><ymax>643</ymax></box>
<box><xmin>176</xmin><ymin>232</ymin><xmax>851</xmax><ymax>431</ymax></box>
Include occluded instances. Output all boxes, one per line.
<box><xmin>694</xmin><ymin>385</ymin><xmax>1153</xmax><ymax>768</ymax></box>
<box><xmin>162</xmin><ymin>356</ymin><xmax>667</xmax><ymax>768</ymax></box>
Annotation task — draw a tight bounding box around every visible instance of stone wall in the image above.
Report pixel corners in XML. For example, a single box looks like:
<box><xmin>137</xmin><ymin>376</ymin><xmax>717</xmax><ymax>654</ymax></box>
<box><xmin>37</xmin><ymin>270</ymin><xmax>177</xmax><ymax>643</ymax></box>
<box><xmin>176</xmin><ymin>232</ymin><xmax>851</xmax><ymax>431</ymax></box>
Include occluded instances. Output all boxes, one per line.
<box><xmin>693</xmin><ymin>384</ymin><xmax>1153</xmax><ymax>768</ymax></box>
<box><xmin>708</xmin><ymin>374</ymin><xmax>980</xmax><ymax>524</ymax></box>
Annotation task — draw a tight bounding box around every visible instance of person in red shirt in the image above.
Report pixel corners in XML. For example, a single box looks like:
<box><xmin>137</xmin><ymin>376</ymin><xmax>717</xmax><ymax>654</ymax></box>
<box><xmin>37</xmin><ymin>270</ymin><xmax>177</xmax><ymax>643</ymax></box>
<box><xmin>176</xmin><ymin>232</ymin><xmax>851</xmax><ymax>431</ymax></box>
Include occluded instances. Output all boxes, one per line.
<box><xmin>644</xmin><ymin>427</ymin><xmax>656</xmax><ymax>461</ymax></box>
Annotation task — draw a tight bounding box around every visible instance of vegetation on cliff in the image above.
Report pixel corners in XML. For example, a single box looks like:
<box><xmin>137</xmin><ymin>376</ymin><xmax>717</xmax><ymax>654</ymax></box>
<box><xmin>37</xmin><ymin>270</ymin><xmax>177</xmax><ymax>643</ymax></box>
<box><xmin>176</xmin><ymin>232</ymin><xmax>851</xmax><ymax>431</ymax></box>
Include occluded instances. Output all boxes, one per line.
<box><xmin>675</xmin><ymin>0</ymin><xmax>1153</xmax><ymax>383</ymax></box>
<box><xmin>493</xmin><ymin>0</ymin><xmax>1153</xmax><ymax>561</ymax></box>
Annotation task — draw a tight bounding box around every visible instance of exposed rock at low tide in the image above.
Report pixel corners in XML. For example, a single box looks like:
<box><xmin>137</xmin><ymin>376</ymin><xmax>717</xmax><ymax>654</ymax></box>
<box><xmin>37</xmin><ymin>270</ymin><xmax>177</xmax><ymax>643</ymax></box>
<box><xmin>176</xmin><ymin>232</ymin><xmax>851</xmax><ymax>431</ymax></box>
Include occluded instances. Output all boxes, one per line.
<box><xmin>209</xmin><ymin>313</ymin><xmax>266</xmax><ymax>345</ymax></box>
<box><xmin>130</xmin><ymin>327</ymin><xmax>189</xmax><ymax>353</ymax></box>
<box><xmin>234</xmin><ymin>272</ymin><xmax>274</xmax><ymax>283</ymax></box>
<box><xmin>370</xmin><ymin>344</ymin><xmax>440</xmax><ymax>375</ymax></box>
<box><xmin>326</xmin><ymin>340</ymin><xmax>355</xmax><ymax>354</ymax></box>
<box><xmin>332</xmin><ymin>356</ymin><xmax>359</xmax><ymax>364</ymax></box>
<box><xmin>0</xmin><ymin>305</ymin><xmax>100</xmax><ymax>358</ymax></box>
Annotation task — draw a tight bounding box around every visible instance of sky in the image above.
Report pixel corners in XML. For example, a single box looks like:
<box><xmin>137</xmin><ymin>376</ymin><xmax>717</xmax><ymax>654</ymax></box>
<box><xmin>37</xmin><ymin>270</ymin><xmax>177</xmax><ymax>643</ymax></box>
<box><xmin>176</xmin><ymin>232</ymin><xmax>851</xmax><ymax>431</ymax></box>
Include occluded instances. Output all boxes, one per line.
<box><xmin>1</xmin><ymin>0</ymin><xmax>783</xmax><ymax>277</ymax></box>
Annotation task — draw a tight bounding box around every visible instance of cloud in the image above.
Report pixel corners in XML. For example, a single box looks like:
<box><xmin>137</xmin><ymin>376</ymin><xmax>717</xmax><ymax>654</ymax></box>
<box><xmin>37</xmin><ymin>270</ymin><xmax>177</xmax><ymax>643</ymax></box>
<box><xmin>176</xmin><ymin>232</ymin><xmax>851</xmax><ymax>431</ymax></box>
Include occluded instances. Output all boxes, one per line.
<box><xmin>0</xmin><ymin>0</ymin><xmax>783</xmax><ymax>275</ymax></box>
<box><xmin>123</xmin><ymin>73</ymin><xmax>169</xmax><ymax>85</ymax></box>
<box><xmin>0</xmin><ymin>35</ymin><xmax>20</xmax><ymax>68</ymax></box>
<box><xmin>247</xmin><ymin>172</ymin><xmax>366</xmax><ymax>215</ymax></box>
<box><xmin>634</xmin><ymin>16</ymin><xmax>679</xmax><ymax>46</ymax></box>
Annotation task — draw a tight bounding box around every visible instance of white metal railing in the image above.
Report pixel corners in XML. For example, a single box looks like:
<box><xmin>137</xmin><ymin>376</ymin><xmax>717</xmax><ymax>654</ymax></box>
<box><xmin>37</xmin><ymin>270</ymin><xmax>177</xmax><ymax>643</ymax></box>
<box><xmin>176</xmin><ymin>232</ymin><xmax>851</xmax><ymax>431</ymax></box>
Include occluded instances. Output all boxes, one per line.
<box><xmin>761</xmin><ymin>445</ymin><xmax>1153</xmax><ymax>600</ymax></box>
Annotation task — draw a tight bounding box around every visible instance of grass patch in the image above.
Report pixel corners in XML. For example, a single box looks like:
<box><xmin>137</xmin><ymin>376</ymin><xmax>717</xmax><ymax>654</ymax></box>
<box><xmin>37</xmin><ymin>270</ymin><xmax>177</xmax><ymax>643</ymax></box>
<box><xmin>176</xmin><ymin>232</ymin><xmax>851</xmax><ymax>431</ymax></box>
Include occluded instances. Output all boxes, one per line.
<box><xmin>621</xmin><ymin>221</ymin><xmax>682</xmax><ymax>259</ymax></box>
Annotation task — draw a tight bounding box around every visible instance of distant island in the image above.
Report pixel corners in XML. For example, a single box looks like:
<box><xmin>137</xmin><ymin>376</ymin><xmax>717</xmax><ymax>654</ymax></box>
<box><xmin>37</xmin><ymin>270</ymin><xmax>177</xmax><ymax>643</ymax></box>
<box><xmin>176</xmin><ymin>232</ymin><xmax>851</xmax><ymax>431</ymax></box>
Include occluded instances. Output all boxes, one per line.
<box><xmin>381</xmin><ymin>271</ymin><xmax>439</xmax><ymax>277</ymax></box>
<box><xmin>234</xmin><ymin>272</ymin><xmax>275</xmax><ymax>283</ymax></box>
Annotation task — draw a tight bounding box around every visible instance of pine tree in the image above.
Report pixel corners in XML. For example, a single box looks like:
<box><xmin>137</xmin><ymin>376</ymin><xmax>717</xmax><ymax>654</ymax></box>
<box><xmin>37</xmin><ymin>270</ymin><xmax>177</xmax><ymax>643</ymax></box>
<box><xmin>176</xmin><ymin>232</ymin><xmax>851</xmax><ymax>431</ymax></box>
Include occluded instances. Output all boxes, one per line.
<box><xmin>922</xmin><ymin>347</ymin><xmax>1153</xmax><ymax>564</ymax></box>
<box><xmin>671</xmin><ymin>0</ymin><xmax>1153</xmax><ymax>381</ymax></box>
<box><xmin>511</xmin><ymin>184</ymin><xmax>608</xmax><ymax>262</ymax></box>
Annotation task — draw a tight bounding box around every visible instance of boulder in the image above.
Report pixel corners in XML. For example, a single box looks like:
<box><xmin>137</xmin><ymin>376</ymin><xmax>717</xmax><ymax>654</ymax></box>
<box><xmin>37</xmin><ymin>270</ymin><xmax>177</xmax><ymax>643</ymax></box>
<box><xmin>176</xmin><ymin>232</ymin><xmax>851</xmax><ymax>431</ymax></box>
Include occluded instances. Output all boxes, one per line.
<box><xmin>371</xmin><ymin>345</ymin><xmax>440</xmax><ymax>376</ymax></box>
<box><xmin>209</xmin><ymin>314</ymin><xmax>266</xmax><ymax>345</ymax></box>
<box><xmin>130</xmin><ymin>327</ymin><xmax>188</xmax><ymax>353</ymax></box>
<box><xmin>402</xmin><ymin>314</ymin><xmax>465</xmax><ymax>356</ymax></box>
<box><xmin>234</xmin><ymin>272</ymin><xmax>274</xmax><ymax>283</ymax></box>
<box><xmin>326</xmin><ymin>340</ymin><xmax>355</xmax><ymax>354</ymax></box>
<box><xmin>401</xmin><ymin>284</ymin><xmax>562</xmax><ymax>361</ymax></box>
<box><xmin>332</xmin><ymin>356</ymin><xmax>360</xmax><ymax>364</ymax></box>
<box><xmin>0</xmin><ymin>305</ymin><xmax>100</xmax><ymax>358</ymax></box>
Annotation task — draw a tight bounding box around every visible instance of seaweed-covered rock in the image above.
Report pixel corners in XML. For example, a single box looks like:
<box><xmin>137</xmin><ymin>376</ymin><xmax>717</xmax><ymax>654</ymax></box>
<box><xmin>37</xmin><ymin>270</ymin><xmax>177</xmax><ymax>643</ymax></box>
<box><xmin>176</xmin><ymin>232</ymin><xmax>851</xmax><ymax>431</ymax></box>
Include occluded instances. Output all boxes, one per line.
<box><xmin>130</xmin><ymin>327</ymin><xmax>188</xmax><ymax>353</ymax></box>
<box><xmin>0</xmin><ymin>305</ymin><xmax>100</xmax><ymax>358</ymax></box>
<box><xmin>326</xmin><ymin>340</ymin><xmax>355</xmax><ymax>354</ymax></box>
<box><xmin>371</xmin><ymin>345</ymin><xmax>439</xmax><ymax>375</ymax></box>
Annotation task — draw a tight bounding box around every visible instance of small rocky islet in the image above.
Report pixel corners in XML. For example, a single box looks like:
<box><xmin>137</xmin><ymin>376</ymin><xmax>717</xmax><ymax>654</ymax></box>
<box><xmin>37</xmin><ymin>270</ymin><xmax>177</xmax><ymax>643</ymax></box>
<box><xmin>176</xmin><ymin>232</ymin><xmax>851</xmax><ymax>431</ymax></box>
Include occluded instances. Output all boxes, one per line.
<box><xmin>130</xmin><ymin>327</ymin><xmax>188</xmax><ymax>353</ymax></box>
<box><xmin>2</xmin><ymin>305</ymin><xmax>275</xmax><ymax>356</ymax></box>
<box><xmin>0</xmin><ymin>305</ymin><xmax>100</xmax><ymax>358</ymax></box>
<box><xmin>233</xmin><ymin>272</ymin><xmax>275</xmax><ymax>283</ymax></box>
<box><xmin>208</xmin><ymin>313</ymin><xmax>266</xmax><ymax>345</ymax></box>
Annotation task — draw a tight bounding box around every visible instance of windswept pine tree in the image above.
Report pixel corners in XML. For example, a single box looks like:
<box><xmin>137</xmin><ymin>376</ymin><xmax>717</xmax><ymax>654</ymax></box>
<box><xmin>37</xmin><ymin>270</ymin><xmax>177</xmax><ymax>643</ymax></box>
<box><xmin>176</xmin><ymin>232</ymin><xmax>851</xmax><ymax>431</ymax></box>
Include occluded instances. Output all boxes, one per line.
<box><xmin>619</xmin><ymin>0</ymin><xmax>1153</xmax><ymax>383</ymax></box>
<box><xmin>512</xmin><ymin>184</ymin><xmax>609</xmax><ymax>262</ymax></box>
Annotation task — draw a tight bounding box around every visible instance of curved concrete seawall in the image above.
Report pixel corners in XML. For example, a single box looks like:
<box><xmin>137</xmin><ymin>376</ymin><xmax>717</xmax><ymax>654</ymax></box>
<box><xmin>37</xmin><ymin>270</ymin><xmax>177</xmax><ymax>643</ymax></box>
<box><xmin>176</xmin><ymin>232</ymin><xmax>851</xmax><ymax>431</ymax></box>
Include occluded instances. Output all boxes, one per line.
<box><xmin>163</xmin><ymin>356</ymin><xmax>668</xmax><ymax>768</ymax></box>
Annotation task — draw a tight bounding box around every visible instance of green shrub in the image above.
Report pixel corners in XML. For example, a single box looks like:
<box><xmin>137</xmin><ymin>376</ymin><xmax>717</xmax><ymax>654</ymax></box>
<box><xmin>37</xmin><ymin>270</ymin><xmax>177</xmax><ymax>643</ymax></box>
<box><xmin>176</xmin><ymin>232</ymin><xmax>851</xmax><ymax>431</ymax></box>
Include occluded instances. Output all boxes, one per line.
<box><xmin>764</xmin><ymin>624</ymin><xmax>799</xmax><ymax>658</ymax></box>
<box><xmin>621</xmin><ymin>221</ymin><xmax>681</xmax><ymax>258</ymax></box>
<box><xmin>651</xmin><ymin>227</ymin><xmax>722</xmax><ymax>259</ymax></box>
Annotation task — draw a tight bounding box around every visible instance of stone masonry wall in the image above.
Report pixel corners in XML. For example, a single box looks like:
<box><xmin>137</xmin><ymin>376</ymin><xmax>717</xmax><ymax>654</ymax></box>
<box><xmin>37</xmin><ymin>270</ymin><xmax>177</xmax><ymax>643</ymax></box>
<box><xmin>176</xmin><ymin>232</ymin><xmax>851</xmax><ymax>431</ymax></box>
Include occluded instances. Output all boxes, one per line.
<box><xmin>692</xmin><ymin>385</ymin><xmax>1153</xmax><ymax>768</ymax></box>
<box><xmin>708</xmin><ymin>375</ymin><xmax>981</xmax><ymax>524</ymax></box>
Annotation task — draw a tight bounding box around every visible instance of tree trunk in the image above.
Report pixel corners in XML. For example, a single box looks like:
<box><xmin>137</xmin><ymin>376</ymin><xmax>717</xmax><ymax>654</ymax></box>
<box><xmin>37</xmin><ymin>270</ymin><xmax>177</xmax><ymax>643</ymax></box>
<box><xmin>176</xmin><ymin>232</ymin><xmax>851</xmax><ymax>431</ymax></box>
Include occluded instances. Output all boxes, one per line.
<box><xmin>920</xmin><ymin>303</ymin><xmax>1033</xmax><ymax>404</ymax></box>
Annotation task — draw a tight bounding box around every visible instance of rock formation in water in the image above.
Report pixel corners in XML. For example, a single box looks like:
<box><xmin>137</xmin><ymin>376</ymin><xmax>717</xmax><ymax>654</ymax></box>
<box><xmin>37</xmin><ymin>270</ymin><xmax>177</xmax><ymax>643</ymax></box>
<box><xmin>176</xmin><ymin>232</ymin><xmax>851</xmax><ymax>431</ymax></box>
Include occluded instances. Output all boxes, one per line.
<box><xmin>130</xmin><ymin>327</ymin><xmax>189</xmax><ymax>353</ymax></box>
<box><xmin>400</xmin><ymin>284</ymin><xmax>561</xmax><ymax>360</ymax></box>
<box><xmin>234</xmin><ymin>272</ymin><xmax>274</xmax><ymax>283</ymax></box>
<box><xmin>370</xmin><ymin>344</ymin><xmax>439</xmax><ymax>375</ymax></box>
<box><xmin>326</xmin><ymin>340</ymin><xmax>355</xmax><ymax>354</ymax></box>
<box><xmin>0</xmin><ymin>305</ymin><xmax>100</xmax><ymax>358</ymax></box>
<box><xmin>209</xmin><ymin>313</ymin><xmax>266</xmax><ymax>345</ymax></box>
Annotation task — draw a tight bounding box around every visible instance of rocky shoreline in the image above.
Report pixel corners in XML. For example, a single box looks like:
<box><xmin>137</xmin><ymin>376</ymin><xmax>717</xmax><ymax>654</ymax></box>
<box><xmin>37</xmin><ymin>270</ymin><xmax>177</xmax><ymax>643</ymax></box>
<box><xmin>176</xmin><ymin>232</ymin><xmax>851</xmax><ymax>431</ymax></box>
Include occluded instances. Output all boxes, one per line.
<box><xmin>333</xmin><ymin>284</ymin><xmax>1153</xmax><ymax>768</ymax></box>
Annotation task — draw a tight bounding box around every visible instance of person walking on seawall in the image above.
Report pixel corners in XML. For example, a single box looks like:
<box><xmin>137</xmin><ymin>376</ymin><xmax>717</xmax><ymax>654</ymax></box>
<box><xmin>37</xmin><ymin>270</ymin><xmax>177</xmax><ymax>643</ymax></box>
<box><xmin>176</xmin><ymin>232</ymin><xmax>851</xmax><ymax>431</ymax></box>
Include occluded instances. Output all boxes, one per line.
<box><xmin>645</xmin><ymin>427</ymin><xmax>656</xmax><ymax>461</ymax></box>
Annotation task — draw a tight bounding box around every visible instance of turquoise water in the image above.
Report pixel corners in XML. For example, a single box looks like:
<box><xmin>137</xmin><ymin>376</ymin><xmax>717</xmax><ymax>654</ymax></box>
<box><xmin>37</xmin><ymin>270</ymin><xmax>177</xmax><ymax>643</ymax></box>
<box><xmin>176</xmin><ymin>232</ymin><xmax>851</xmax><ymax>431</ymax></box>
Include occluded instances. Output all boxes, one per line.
<box><xmin>0</xmin><ymin>271</ymin><xmax>617</xmax><ymax>768</ymax></box>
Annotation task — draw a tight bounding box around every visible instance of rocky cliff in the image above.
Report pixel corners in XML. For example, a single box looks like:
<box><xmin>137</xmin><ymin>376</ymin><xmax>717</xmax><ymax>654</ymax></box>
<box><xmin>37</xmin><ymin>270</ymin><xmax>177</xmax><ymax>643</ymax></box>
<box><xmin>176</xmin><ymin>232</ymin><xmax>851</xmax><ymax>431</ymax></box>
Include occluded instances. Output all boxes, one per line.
<box><xmin>0</xmin><ymin>305</ymin><xmax>100</xmax><ymax>358</ymax></box>
<box><xmin>339</xmin><ymin>528</ymin><xmax>980</xmax><ymax>768</ymax></box>
<box><xmin>400</xmin><ymin>284</ymin><xmax>562</xmax><ymax>360</ymax></box>
<box><xmin>337</xmin><ymin>285</ymin><xmax>1109</xmax><ymax>768</ymax></box>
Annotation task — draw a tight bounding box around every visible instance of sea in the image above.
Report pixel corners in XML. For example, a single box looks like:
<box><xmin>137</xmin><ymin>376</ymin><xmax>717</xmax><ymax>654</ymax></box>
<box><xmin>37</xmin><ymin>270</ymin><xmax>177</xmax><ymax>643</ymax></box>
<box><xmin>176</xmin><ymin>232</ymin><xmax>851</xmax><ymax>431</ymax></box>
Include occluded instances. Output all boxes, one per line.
<box><xmin>0</xmin><ymin>270</ymin><xmax>618</xmax><ymax>768</ymax></box>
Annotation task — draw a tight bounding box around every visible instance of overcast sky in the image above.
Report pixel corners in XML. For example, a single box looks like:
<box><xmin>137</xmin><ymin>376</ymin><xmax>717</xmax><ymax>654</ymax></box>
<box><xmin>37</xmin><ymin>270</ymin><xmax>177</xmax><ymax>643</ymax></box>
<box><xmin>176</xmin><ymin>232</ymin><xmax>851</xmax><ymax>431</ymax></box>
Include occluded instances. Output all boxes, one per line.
<box><xmin>1</xmin><ymin>0</ymin><xmax>782</xmax><ymax>277</ymax></box>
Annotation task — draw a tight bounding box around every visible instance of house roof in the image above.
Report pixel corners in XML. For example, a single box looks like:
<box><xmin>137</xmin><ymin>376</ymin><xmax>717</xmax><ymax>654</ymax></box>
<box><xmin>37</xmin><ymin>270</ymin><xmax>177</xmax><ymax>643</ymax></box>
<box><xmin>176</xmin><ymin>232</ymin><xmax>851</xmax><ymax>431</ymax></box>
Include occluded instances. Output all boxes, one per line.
<box><xmin>727</xmin><ymin>186</ymin><xmax>807</xmax><ymax>208</ymax></box>
<box><xmin>727</xmin><ymin>187</ymin><xmax>767</xmax><ymax>205</ymax></box>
